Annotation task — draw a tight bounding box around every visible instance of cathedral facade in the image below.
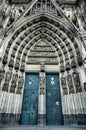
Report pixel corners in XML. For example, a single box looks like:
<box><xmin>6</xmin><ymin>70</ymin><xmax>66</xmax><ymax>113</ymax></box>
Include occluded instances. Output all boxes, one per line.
<box><xmin>0</xmin><ymin>0</ymin><xmax>86</xmax><ymax>126</ymax></box>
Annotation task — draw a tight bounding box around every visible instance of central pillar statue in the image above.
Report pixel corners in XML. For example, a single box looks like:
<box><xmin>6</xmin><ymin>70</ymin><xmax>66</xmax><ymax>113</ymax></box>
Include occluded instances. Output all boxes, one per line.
<box><xmin>38</xmin><ymin>64</ymin><xmax>46</xmax><ymax>125</ymax></box>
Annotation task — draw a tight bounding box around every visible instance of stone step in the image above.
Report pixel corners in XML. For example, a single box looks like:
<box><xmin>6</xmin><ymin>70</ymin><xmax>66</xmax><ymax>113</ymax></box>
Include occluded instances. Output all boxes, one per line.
<box><xmin>0</xmin><ymin>125</ymin><xmax>86</xmax><ymax>130</ymax></box>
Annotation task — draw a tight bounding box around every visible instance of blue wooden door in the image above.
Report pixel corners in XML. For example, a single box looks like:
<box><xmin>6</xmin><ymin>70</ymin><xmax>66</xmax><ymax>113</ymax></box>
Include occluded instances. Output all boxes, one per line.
<box><xmin>21</xmin><ymin>73</ymin><xmax>39</xmax><ymax>125</ymax></box>
<box><xmin>46</xmin><ymin>74</ymin><xmax>63</xmax><ymax>125</ymax></box>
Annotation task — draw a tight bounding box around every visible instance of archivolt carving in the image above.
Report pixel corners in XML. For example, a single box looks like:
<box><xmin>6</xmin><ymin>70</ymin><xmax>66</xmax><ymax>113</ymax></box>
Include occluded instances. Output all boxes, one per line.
<box><xmin>2</xmin><ymin>83</ymin><xmax>9</xmax><ymax>92</ymax></box>
<box><xmin>10</xmin><ymin>73</ymin><xmax>18</xmax><ymax>93</ymax></box>
<box><xmin>5</xmin><ymin>70</ymin><xmax>12</xmax><ymax>84</ymax></box>
<box><xmin>60</xmin><ymin>64</ymin><xmax>65</xmax><ymax>72</ymax></box>
<box><xmin>0</xmin><ymin>67</ymin><xmax>5</xmax><ymax>83</ymax></box>
<box><xmin>11</xmin><ymin>74</ymin><xmax>18</xmax><ymax>86</ymax></box>
<box><xmin>2</xmin><ymin>70</ymin><xmax>12</xmax><ymax>92</ymax></box>
<box><xmin>71</xmin><ymin>59</ymin><xmax>76</xmax><ymax>68</ymax></box>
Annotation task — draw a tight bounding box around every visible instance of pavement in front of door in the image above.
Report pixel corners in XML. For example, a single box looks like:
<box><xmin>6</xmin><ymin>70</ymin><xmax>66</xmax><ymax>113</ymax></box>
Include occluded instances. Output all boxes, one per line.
<box><xmin>0</xmin><ymin>125</ymin><xmax>86</xmax><ymax>130</ymax></box>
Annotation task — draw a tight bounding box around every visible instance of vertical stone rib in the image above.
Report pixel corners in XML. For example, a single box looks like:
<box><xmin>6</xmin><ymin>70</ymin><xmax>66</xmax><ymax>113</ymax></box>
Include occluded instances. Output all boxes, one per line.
<box><xmin>38</xmin><ymin>72</ymin><xmax>46</xmax><ymax>125</ymax></box>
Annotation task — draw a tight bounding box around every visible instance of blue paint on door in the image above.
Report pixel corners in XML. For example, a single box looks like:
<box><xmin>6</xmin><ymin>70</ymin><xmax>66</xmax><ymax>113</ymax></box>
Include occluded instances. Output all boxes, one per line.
<box><xmin>21</xmin><ymin>73</ymin><xmax>39</xmax><ymax>125</ymax></box>
<box><xmin>46</xmin><ymin>74</ymin><xmax>63</xmax><ymax>125</ymax></box>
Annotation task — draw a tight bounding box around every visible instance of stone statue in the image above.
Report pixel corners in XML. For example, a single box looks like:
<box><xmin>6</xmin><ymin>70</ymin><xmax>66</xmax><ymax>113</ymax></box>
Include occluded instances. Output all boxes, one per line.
<box><xmin>18</xmin><ymin>76</ymin><xmax>24</xmax><ymax>89</ymax></box>
<box><xmin>61</xmin><ymin>75</ymin><xmax>68</xmax><ymax>95</ymax></box>
<box><xmin>67</xmin><ymin>72</ymin><xmax>74</xmax><ymax>94</ymax></box>
<box><xmin>5</xmin><ymin>70</ymin><xmax>12</xmax><ymax>83</ymax></box>
<box><xmin>11</xmin><ymin>73</ymin><xmax>18</xmax><ymax>86</ymax></box>
<box><xmin>16</xmin><ymin>76</ymin><xmax>24</xmax><ymax>94</ymax></box>
<box><xmin>73</xmin><ymin>70</ymin><xmax>82</xmax><ymax>92</ymax></box>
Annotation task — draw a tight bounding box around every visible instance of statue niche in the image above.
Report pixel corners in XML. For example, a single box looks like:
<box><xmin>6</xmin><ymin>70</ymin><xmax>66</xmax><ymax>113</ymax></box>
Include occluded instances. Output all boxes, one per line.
<box><xmin>67</xmin><ymin>73</ymin><xmax>74</xmax><ymax>94</ymax></box>
<box><xmin>73</xmin><ymin>71</ymin><xmax>82</xmax><ymax>93</ymax></box>
<box><xmin>61</xmin><ymin>75</ymin><xmax>68</xmax><ymax>95</ymax></box>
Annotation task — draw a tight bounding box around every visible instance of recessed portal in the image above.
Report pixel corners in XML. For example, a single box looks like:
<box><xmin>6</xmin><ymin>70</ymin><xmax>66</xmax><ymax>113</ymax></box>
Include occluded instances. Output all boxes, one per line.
<box><xmin>21</xmin><ymin>73</ymin><xmax>63</xmax><ymax>125</ymax></box>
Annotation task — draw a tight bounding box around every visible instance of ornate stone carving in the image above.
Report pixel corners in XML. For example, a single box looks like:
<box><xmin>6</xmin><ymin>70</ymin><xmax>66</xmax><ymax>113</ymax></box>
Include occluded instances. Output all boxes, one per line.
<box><xmin>10</xmin><ymin>73</ymin><xmax>18</xmax><ymax>93</ymax></box>
<box><xmin>60</xmin><ymin>64</ymin><xmax>65</xmax><ymax>72</ymax></box>
<box><xmin>11</xmin><ymin>74</ymin><xmax>18</xmax><ymax>86</ymax></box>
<box><xmin>71</xmin><ymin>59</ymin><xmax>76</xmax><ymax>68</ymax></box>
<box><xmin>0</xmin><ymin>67</ymin><xmax>5</xmax><ymax>83</ymax></box>
<box><xmin>16</xmin><ymin>75</ymin><xmax>24</xmax><ymax>94</ymax></box>
<box><xmin>73</xmin><ymin>70</ymin><xmax>82</xmax><ymax>92</ymax></box>
<box><xmin>67</xmin><ymin>72</ymin><xmax>74</xmax><ymax>94</ymax></box>
<box><xmin>40</xmin><ymin>72</ymin><xmax>45</xmax><ymax>95</ymax></box>
<box><xmin>77</xmin><ymin>54</ymin><xmax>82</xmax><ymax>66</ymax></box>
<box><xmin>61</xmin><ymin>75</ymin><xmax>68</xmax><ymax>95</ymax></box>
<box><xmin>2</xmin><ymin>83</ymin><xmax>9</xmax><ymax>92</ymax></box>
<box><xmin>66</xmin><ymin>62</ymin><xmax>70</xmax><ymax>70</ymax></box>
<box><xmin>5</xmin><ymin>70</ymin><xmax>12</xmax><ymax>84</ymax></box>
<box><xmin>8</xmin><ymin>57</ymin><xmax>14</xmax><ymax>67</ymax></box>
<box><xmin>18</xmin><ymin>76</ymin><xmax>24</xmax><ymax>89</ymax></box>
<box><xmin>1</xmin><ymin>3</ymin><xmax>25</xmax><ymax>30</ymax></box>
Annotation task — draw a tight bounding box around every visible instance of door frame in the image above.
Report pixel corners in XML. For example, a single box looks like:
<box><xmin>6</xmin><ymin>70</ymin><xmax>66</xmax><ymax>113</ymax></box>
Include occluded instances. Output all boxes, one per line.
<box><xmin>21</xmin><ymin>64</ymin><xmax>63</xmax><ymax>125</ymax></box>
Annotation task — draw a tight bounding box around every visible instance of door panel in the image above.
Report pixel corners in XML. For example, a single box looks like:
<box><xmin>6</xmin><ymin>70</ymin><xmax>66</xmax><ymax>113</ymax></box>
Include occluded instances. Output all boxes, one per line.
<box><xmin>21</xmin><ymin>73</ymin><xmax>39</xmax><ymax>125</ymax></box>
<box><xmin>46</xmin><ymin>74</ymin><xmax>63</xmax><ymax>125</ymax></box>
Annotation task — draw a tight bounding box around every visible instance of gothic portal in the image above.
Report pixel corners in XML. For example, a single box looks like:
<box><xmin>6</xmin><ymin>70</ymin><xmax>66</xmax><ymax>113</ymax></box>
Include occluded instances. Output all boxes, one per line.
<box><xmin>0</xmin><ymin>0</ymin><xmax>86</xmax><ymax>126</ymax></box>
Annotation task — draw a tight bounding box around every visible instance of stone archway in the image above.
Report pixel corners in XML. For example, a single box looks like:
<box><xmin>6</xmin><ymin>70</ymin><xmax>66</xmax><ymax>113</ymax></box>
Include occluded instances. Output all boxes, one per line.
<box><xmin>0</xmin><ymin>0</ymin><xmax>85</xmax><ymax>125</ymax></box>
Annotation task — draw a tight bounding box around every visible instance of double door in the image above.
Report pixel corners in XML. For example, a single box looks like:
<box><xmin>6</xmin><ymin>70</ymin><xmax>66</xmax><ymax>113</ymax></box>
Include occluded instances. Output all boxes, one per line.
<box><xmin>21</xmin><ymin>73</ymin><xmax>63</xmax><ymax>125</ymax></box>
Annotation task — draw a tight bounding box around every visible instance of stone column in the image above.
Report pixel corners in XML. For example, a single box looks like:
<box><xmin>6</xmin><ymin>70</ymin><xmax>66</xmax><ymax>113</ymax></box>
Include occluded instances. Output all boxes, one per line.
<box><xmin>38</xmin><ymin>71</ymin><xmax>46</xmax><ymax>125</ymax></box>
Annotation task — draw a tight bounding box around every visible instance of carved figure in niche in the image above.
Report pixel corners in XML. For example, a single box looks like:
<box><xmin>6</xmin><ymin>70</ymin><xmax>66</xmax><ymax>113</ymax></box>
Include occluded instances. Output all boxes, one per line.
<box><xmin>5</xmin><ymin>70</ymin><xmax>12</xmax><ymax>84</ymax></box>
<box><xmin>0</xmin><ymin>67</ymin><xmax>5</xmax><ymax>83</ymax></box>
<box><xmin>61</xmin><ymin>75</ymin><xmax>68</xmax><ymax>95</ymax></box>
<box><xmin>10</xmin><ymin>84</ymin><xmax>16</xmax><ymax>93</ymax></box>
<box><xmin>67</xmin><ymin>72</ymin><xmax>74</xmax><ymax>94</ymax></box>
<box><xmin>73</xmin><ymin>70</ymin><xmax>82</xmax><ymax>93</ymax></box>
<box><xmin>2</xmin><ymin>83</ymin><xmax>9</xmax><ymax>92</ymax></box>
<box><xmin>11</xmin><ymin>74</ymin><xmax>18</xmax><ymax>86</ymax></box>
<box><xmin>16</xmin><ymin>88</ymin><xmax>22</xmax><ymax>95</ymax></box>
<box><xmin>17</xmin><ymin>76</ymin><xmax>24</xmax><ymax>91</ymax></box>
<box><xmin>10</xmin><ymin>73</ymin><xmax>18</xmax><ymax>93</ymax></box>
<box><xmin>16</xmin><ymin>76</ymin><xmax>24</xmax><ymax>95</ymax></box>
<box><xmin>60</xmin><ymin>64</ymin><xmax>65</xmax><ymax>72</ymax></box>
